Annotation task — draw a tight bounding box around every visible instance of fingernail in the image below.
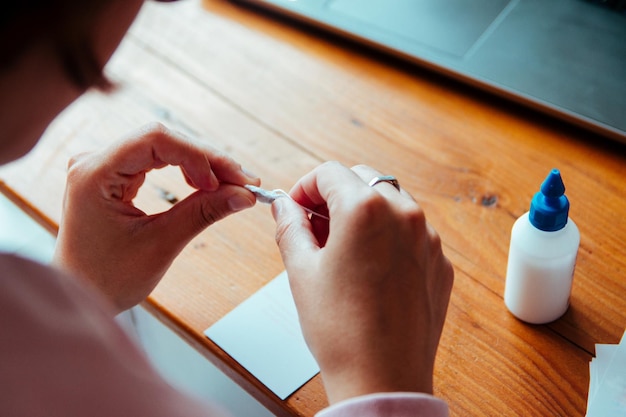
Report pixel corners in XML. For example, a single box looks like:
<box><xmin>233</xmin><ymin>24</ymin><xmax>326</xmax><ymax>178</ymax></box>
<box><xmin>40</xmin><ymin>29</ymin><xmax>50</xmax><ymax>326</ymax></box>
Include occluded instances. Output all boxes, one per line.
<box><xmin>271</xmin><ymin>196</ymin><xmax>293</xmax><ymax>221</ymax></box>
<box><xmin>271</xmin><ymin>197</ymin><xmax>284</xmax><ymax>220</ymax></box>
<box><xmin>228</xmin><ymin>194</ymin><xmax>254</xmax><ymax>212</ymax></box>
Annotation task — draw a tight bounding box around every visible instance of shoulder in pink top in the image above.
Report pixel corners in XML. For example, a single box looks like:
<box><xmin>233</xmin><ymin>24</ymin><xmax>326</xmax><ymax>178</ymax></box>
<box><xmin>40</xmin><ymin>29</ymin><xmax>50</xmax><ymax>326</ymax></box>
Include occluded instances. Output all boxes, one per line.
<box><xmin>0</xmin><ymin>254</ymin><xmax>227</xmax><ymax>417</ymax></box>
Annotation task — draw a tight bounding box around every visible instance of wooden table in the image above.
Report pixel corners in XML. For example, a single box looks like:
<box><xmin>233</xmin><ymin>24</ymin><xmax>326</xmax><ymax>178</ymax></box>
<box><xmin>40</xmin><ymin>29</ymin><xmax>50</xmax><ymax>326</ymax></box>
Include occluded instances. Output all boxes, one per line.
<box><xmin>1</xmin><ymin>1</ymin><xmax>625</xmax><ymax>415</ymax></box>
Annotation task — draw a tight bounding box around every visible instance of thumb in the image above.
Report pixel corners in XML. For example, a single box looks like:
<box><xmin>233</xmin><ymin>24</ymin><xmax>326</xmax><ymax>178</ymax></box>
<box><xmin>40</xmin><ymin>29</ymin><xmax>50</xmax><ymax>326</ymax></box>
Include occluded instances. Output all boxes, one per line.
<box><xmin>271</xmin><ymin>197</ymin><xmax>320</xmax><ymax>272</ymax></box>
<box><xmin>152</xmin><ymin>185</ymin><xmax>255</xmax><ymax>248</ymax></box>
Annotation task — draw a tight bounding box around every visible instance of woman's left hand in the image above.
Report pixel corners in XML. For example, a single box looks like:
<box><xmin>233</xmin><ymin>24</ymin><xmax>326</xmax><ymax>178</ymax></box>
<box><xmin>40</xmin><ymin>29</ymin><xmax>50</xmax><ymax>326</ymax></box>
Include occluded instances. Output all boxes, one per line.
<box><xmin>53</xmin><ymin>123</ymin><xmax>259</xmax><ymax>313</ymax></box>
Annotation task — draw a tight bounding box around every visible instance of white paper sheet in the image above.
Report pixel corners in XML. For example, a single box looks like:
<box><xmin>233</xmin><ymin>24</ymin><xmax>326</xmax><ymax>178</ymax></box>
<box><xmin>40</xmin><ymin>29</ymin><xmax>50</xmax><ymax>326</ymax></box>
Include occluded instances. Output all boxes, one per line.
<box><xmin>204</xmin><ymin>271</ymin><xmax>319</xmax><ymax>400</ymax></box>
<box><xmin>587</xmin><ymin>330</ymin><xmax>626</xmax><ymax>416</ymax></box>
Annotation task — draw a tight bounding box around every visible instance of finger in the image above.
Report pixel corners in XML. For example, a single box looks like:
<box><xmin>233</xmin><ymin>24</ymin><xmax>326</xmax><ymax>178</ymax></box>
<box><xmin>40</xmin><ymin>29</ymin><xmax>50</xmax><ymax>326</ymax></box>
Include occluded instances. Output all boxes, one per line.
<box><xmin>146</xmin><ymin>184</ymin><xmax>255</xmax><ymax>247</ymax></box>
<box><xmin>105</xmin><ymin>123</ymin><xmax>259</xmax><ymax>191</ymax></box>
<box><xmin>288</xmin><ymin>161</ymin><xmax>372</xmax><ymax>215</ymax></box>
<box><xmin>271</xmin><ymin>196</ymin><xmax>321</xmax><ymax>274</ymax></box>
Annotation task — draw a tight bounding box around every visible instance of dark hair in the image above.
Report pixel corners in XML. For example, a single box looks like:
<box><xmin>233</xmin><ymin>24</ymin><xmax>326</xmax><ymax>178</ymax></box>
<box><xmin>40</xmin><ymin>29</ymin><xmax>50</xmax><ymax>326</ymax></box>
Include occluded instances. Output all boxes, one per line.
<box><xmin>0</xmin><ymin>1</ymin><xmax>113</xmax><ymax>90</ymax></box>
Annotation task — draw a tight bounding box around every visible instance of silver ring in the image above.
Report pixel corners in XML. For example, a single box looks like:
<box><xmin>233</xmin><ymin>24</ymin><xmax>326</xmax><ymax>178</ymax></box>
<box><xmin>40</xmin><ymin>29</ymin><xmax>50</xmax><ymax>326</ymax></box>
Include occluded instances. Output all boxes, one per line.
<box><xmin>368</xmin><ymin>175</ymin><xmax>400</xmax><ymax>191</ymax></box>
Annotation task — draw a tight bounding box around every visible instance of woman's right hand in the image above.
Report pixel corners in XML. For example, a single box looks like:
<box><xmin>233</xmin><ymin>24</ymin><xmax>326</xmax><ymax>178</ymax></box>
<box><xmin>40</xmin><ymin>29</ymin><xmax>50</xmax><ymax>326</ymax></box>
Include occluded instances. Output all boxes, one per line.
<box><xmin>271</xmin><ymin>162</ymin><xmax>454</xmax><ymax>405</ymax></box>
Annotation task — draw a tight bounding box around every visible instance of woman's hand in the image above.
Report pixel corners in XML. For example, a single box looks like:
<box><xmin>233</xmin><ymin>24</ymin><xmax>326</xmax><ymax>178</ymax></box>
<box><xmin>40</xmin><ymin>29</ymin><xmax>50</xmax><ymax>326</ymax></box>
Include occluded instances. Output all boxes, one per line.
<box><xmin>53</xmin><ymin>123</ymin><xmax>259</xmax><ymax>314</ymax></box>
<box><xmin>271</xmin><ymin>161</ymin><xmax>454</xmax><ymax>404</ymax></box>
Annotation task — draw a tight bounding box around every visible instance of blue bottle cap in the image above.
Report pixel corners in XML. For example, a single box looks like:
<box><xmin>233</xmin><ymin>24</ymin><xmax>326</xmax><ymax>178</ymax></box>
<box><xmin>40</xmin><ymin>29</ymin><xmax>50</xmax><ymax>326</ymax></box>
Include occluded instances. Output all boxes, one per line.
<box><xmin>529</xmin><ymin>169</ymin><xmax>570</xmax><ymax>231</ymax></box>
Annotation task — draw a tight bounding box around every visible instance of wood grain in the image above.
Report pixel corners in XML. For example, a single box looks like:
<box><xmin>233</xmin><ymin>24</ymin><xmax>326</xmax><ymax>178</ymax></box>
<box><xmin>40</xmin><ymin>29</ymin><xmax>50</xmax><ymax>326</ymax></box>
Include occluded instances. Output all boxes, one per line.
<box><xmin>1</xmin><ymin>1</ymin><xmax>624</xmax><ymax>416</ymax></box>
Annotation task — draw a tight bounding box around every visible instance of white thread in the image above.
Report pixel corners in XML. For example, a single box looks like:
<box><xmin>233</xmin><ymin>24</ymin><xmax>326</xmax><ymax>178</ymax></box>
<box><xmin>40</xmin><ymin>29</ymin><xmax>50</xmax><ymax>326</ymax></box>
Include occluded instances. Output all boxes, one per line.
<box><xmin>244</xmin><ymin>185</ymin><xmax>286</xmax><ymax>204</ymax></box>
<box><xmin>244</xmin><ymin>184</ymin><xmax>329</xmax><ymax>220</ymax></box>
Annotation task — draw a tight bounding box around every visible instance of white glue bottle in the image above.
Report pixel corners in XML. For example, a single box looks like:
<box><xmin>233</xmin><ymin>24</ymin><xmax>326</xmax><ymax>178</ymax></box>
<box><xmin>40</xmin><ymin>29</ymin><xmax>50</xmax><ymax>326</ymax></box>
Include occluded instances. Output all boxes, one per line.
<box><xmin>504</xmin><ymin>169</ymin><xmax>580</xmax><ymax>324</ymax></box>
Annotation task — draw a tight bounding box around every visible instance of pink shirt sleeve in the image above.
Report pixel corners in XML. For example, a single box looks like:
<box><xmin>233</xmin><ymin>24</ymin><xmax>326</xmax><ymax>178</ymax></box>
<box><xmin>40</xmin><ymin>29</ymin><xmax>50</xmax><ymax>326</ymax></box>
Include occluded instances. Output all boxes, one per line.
<box><xmin>315</xmin><ymin>392</ymin><xmax>449</xmax><ymax>417</ymax></box>
<box><xmin>1</xmin><ymin>254</ymin><xmax>450</xmax><ymax>417</ymax></box>
<box><xmin>0</xmin><ymin>254</ymin><xmax>227</xmax><ymax>417</ymax></box>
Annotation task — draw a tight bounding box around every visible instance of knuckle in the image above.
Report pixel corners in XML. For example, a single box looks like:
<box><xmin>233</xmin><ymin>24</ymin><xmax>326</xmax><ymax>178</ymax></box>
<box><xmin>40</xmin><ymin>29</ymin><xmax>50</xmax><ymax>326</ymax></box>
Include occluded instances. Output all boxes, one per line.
<box><xmin>322</xmin><ymin>160</ymin><xmax>342</xmax><ymax>168</ymax></box>
<box><xmin>318</xmin><ymin>160</ymin><xmax>344</xmax><ymax>174</ymax></box>
<box><xmin>65</xmin><ymin>154</ymin><xmax>91</xmax><ymax>183</ymax></box>
<box><xmin>211</xmin><ymin>148</ymin><xmax>235</xmax><ymax>165</ymax></box>
<box><xmin>403</xmin><ymin>203</ymin><xmax>427</xmax><ymax>227</ymax></box>
<box><xmin>67</xmin><ymin>151</ymin><xmax>90</xmax><ymax>169</ymax></box>
<box><xmin>351</xmin><ymin>191</ymin><xmax>388</xmax><ymax>220</ymax></box>
<box><xmin>132</xmin><ymin>122</ymin><xmax>170</xmax><ymax>149</ymax></box>
<box><xmin>197</xmin><ymin>199</ymin><xmax>220</xmax><ymax>229</ymax></box>
<box><xmin>143</xmin><ymin>121</ymin><xmax>168</xmax><ymax>136</ymax></box>
<box><xmin>350</xmin><ymin>163</ymin><xmax>370</xmax><ymax>171</ymax></box>
<box><xmin>349</xmin><ymin>164</ymin><xmax>377</xmax><ymax>182</ymax></box>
